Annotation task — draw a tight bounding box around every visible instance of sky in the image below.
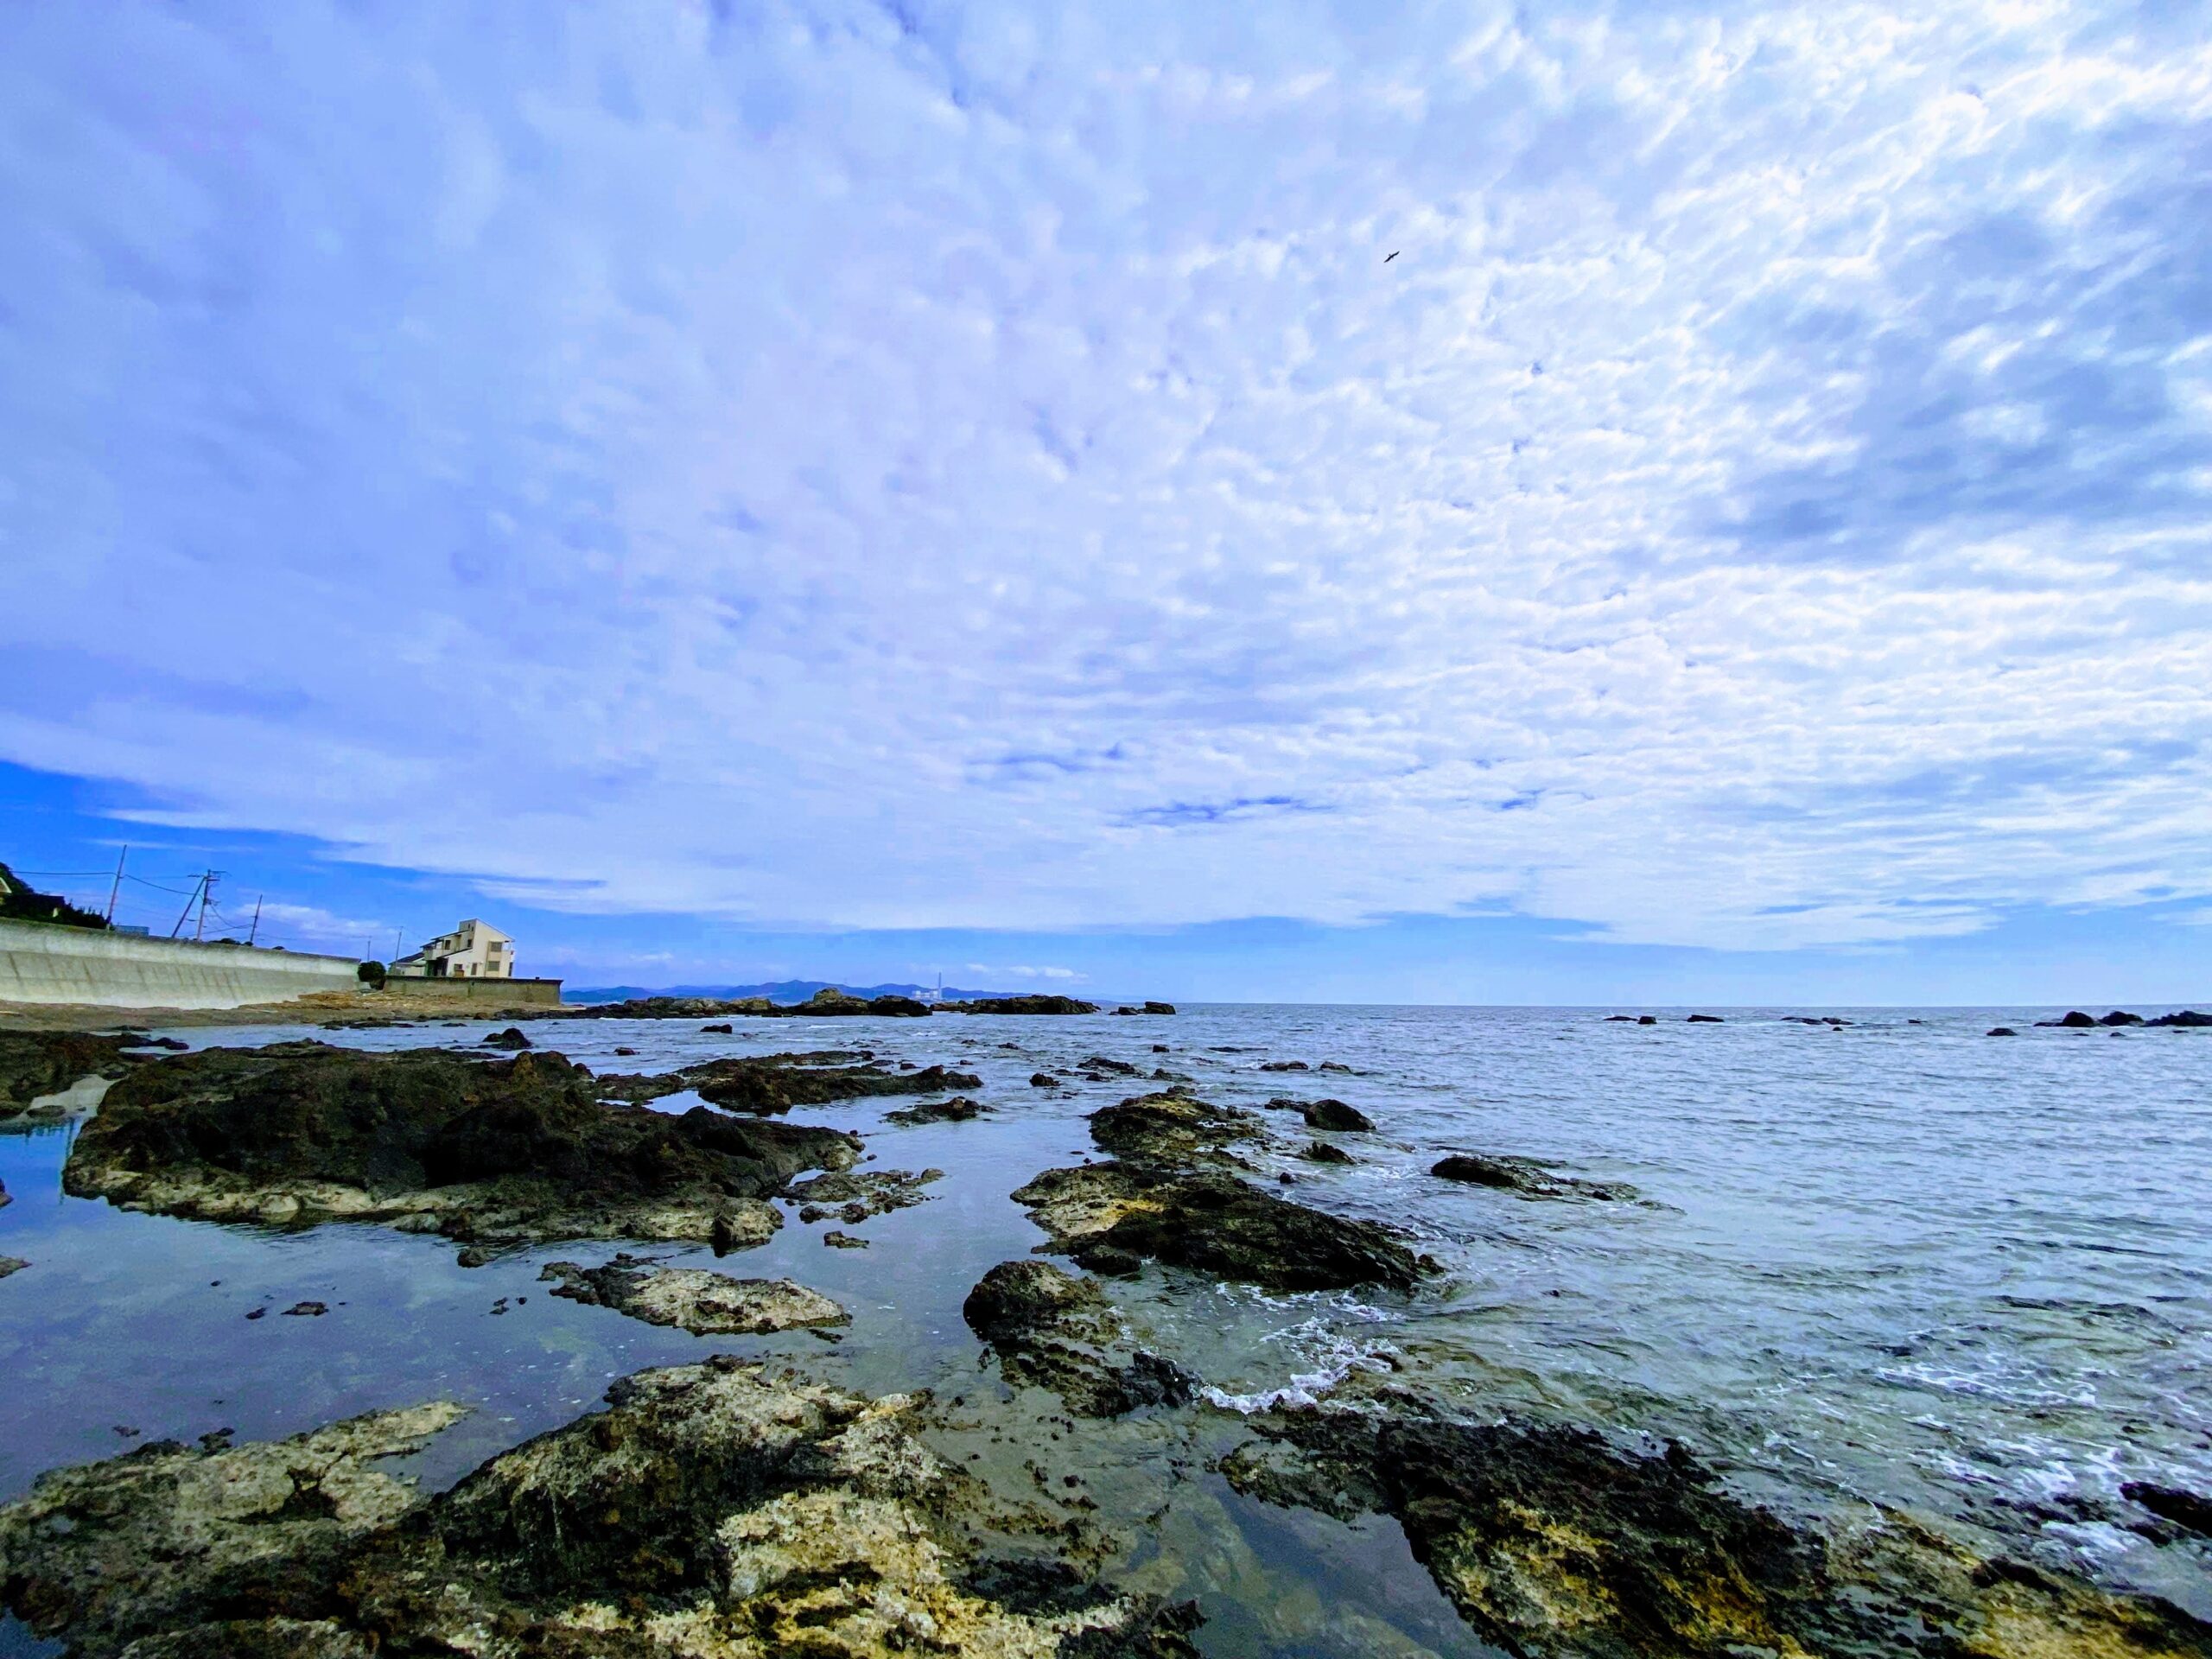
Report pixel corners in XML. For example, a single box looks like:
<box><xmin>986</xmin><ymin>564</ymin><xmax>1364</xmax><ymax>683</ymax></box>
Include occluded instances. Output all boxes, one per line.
<box><xmin>3</xmin><ymin>2</ymin><xmax>2209</xmax><ymax>1003</ymax></box>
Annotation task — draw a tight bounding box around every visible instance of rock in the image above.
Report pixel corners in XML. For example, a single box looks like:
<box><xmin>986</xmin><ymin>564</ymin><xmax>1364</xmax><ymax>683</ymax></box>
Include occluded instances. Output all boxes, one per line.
<box><xmin>63</xmin><ymin>1043</ymin><xmax>860</xmax><ymax>1255</ymax></box>
<box><xmin>1011</xmin><ymin>1163</ymin><xmax>1434</xmax><ymax>1294</ymax></box>
<box><xmin>613</xmin><ymin>1045</ymin><xmax>638</xmax><ymax>1055</ymax></box>
<box><xmin>2148</xmin><ymin>1009</ymin><xmax>2211</xmax><ymax>1027</ymax></box>
<box><xmin>1287</xmin><ymin>1098</ymin><xmax>1373</xmax><ymax>1134</ymax></box>
<box><xmin>1300</xmin><ymin>1142</ymin><xmax>1354</xmax><ymax>1166</ymax></box>
<box><xmin>962</xmin><ymin>1260</ymin><xmax>1196</xmax><ymax>1417</ymax></box>
<box><xmin>1317</xmin><ymin>1060</ymin><xmax>1352</xmax><ymax>1073</ymax></box>
<box><xmin>2100</xmin><ymin>1011</ymin><xmax>2146</xmax><ymax>1027</ymax></box>
<box><xmin>701</xmin><ymin>1021</ymin><xmax>734</xmax><ymax>1033</ymax></box>
<box><xmin>1152</xmin><ymin>1043</ymin><xmax>1170</xmax><ymax>1052</ymax></box>
<box><xmin>1687</xmin><ymin>1014</ymin><xmax>1724</xmax><ymax>1024</ymax></box>
<box><xmin>0</xmin><ymin>1174</ymin><xmax>8</xmax><ymax>1208</ymax></box>
<box><xmin>1030</xmin><ymin>1072</ymin><xmax>1060</xmax><ymax>1088</ymax></box>
<box><xmin>1083</xmin><ymin>1056</ymin><xmax>1141</xmax><ymax>1076</ymax></box>
<box><xmin>1143</xmin><ymin>1001</ymin><xmax>1176</xmax><ymax>1015</ymax></box>
<box><xmin>2037</xmin><ymin>1011</ymin><xmax>2100</xmax><ymax>1028</ymax></box>
<box><xmin>1259</xmin><ymin>1059</ymin><xmax>1309</xmax><ymax>1072</ymax></box>
<box><xmin>0</xmin><ymin>1256</ymin><xmax>27</xmax><ymax>1280</ymax></box>
<box><xmin>599</xmin><ymin>1051</ymin><xmax>982</xmax><ymax>1115</ymax></box>
<box><xmin>1113</xmin><ymin>1006</ymin><xmax>1139</xmax><ymax>1015</ymax></box>
<box><xmin>1637</xmin><ymin>1015</ymin><xmax>1657</xmax><ymax>1025</ymax></box>
<box><xmin>783</xmin><ymin>1166</ymin><xmax>942</xmax><ymax>1221</ymax></box>
<box><xmin>883</xmin><ymin>1095</ymin><xmax>988</xmax><ymax>1126</ymax></box>
<box><xmin>0</xmin><ymin>1031</ymin><xmax>152</xmax><ymax>1122</ymax></box>
<box><xmin>282</xmin><ymin>1301</ymin><xmax>327</xmax><ymax>1317</ymax></box>
<box><xmin>822</xmin><ymin>1230</ymin><xmax>868</xmax><ymax>1249</ymax></box>
<box><xmin>2124</xmin><ymin>1482</ymin><xmax>2212</xmax><ymax>1537</ymax></box>
<box><xmin>479</xmin><ymin>1027</ymin><xmax>531</xmax><ymax>1050</ymax></box>
<box><xmin>541</xmin><ymin>1255</ymin><xmax>849</xmax><ymax>1335</ymax></box>
<box><xmin>1986</xmin><ymin>1027</ymin><xmax>2018</xmax><ymax>1037</ymax></box>
<box><xmin>1089</xmin><ymin>1092</ymin><xmax>1263</xmax><ymax>1163</ymax></box>
<box><xmin>1431</xmin><ymin>1154</ymin><xmax>1635</xmax><ymax>1202</ymax></box>
<box><xmin>1604</xmin><ymin>1014</ymin><xmax>1638</xmax><ymax>1021</ymax></box>
<box><xmin>1223</xmin><ymin>1404</ymin><xmax>2212</xmax><ymax>1659</ymax></box>
<box><xmin>0</xmin><ymin>1363</ymin><xmax>1201</xmax><ymax>1659</ymax></box>
<box><xmin>944</xmin><ymin>995</ymin><xmax>1103</xmax><ymax>1015</ymax></box>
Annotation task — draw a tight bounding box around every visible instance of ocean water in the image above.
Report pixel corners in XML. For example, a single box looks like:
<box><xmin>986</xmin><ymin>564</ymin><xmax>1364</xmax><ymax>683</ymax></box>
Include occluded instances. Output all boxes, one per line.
<box><xmin>2</xmin><ymin>1005</ymin><xmax>2208</xmax><ymax>1655</ymax></box>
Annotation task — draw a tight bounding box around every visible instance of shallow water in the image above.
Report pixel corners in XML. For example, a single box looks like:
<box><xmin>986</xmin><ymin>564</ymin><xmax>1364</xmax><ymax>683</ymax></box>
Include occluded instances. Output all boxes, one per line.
<box><xmin>2</xmin><ymin>1004</ymin><xmax>2208</xmax><ymax>1653</ymax></box>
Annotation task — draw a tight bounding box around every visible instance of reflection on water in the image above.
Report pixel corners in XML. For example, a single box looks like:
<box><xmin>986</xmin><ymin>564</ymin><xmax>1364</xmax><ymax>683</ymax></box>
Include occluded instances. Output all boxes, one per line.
<box><xmin>2</xmin><ymin>1005</ymin><xmax>2208</xmax><ymax>1648</ymax></box>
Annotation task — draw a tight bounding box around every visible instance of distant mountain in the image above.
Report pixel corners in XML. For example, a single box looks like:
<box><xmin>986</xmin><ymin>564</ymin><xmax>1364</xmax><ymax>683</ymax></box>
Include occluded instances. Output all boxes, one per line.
<box><xmin>563</xmin><ymin>978</ymin><xmax>1031</xmax><ymax>1005</ymax></box>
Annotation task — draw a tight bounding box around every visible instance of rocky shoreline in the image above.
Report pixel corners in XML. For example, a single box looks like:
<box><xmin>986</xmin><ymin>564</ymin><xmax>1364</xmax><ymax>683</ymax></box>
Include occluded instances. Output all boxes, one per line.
<box><xmin>4</xmin><ymin>1016</ymin><xmax>2209</xmax><ymax>1658</ymax></box>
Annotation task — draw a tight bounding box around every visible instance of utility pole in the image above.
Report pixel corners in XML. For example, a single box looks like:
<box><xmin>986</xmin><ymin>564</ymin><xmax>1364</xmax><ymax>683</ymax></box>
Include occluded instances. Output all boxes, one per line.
<box><xmin>170</xmin><ymin>873</ymin><xmax>207</xmax><ymax>939</ymax></box>
<box><xmin>247</xmin><ymin>894</ymin><xmax>263</xmax><ymax>946</ymax></box>
<box><xmin>393</xmin><ymin>927</ymin><xmax>404</xmax><ymax>963</ymax></box>
<box><xmin>105</xmin><ymin>846</ymin><xmax>128</xmax><ymax>924</ymax></box>
<box><xmin>194</xmin><ymin>871</ymin><xmax>218</xmax><ymax>941</ymax></box>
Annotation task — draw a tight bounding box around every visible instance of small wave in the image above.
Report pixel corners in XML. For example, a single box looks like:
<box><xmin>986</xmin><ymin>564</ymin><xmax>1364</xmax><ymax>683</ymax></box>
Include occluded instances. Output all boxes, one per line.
<box><xmin>1201</xmin><ymin>1329</ymin><xmax>1400</xmax><ymax>1414</ymax></box>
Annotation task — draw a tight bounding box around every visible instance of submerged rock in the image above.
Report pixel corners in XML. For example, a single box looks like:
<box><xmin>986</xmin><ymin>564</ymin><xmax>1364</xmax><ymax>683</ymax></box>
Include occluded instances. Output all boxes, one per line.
<box><xmin>784</xmin><ymin>1166</ymin><xmax>943</xmax><ymax>1222</ymax></box>
<box><xmin>1030</xmin><ymin>1072</ymin><xmax>1059</xmax><ymax>1088</ymax></box>
<box><xmin>1082</xmin><ymin>1056</ymin><xmax>1141</xmax><ymax>1076</ymax></box>
<box><xmin>1259</xmin><ymin>1060</ymin><xmax>1309</xmax><ymax>1072</ymax></box>
<box><xmin>1011</xmin><ymin>1162</ymin><xmax>1434</xmax><ymax>1294</ymax></box>
<box><xmin>883</xmin><ymin>1094</ymin><xmax>988</xmax><ymax>1125</ymax></box>
<box><xmin>1089</xmin><ymin>1091</ymin><xmax>1263</xmax><ymax>1163</ymax></box>
<box><xmin>479</xmin><ymin>1027</ymin><xmax>531</xmax><ymax>1050</ymax></box>
<box><xmin>541</xmin><ymin>1255</ymin><xmax>849</xmax><ymax>1335</ymax></box>
<box><xmin>2125</xmin><ymin>1481</ymin><xmax>2212</xmax><ymax>1537</ymax></box>
<box><xmin>1300</xmin><ymin>1141</ymin><xmax>1355</xmax><ymax>1166</ymax></box>
<box><xmin>1987</xmin><ymin>1027</ymin><xmax>2018</xmax><ymax>1037</ymax></box>
<box><xmin>1223</xmin><ymin>1404</ymin><xmax>2212</xmax><ymax>1659</ymax></box>
<box><xmin>0</xmin><ymin>1031</ymin><xmax>149</xmax><ymax>1121</ymax></box>
<box><xmin>963</xmin><ymin>1260</ymin><xmax>1196</xmax><ymax>1417</ymax></box>
<box><xmin>1431</xmin><ymin>1153</ymin><xmax>1636</xmax><ymax>1202</ymax></box>
<box><xmin>63</xmin><ymin>1043</ymin><xmax>859</xmax><ymax>1255</ymax></box>
<box><xmin>0</xmin><ymin>1361</ymin><xmax>1200</xmax><ymax>1659</ymax></box>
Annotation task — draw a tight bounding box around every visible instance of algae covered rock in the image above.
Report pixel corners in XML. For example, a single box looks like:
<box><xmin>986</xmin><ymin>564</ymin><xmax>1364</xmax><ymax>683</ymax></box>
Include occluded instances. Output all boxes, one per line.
<box><xmin>0</xmin><ymin>1031</ymin><xmax>149</xmax><ymax>1121</ymax></box>
<box><xmin>62</xmin><ymin>1042</ymin><xmax>859</xmax><ymax>1253</ymax></box>
<box><xmin>541</xmin><ymin>1255</ymin><xmax>849</xmax><ymax>1335</ymax></box>
<box><xmin>1012</xmin><ymin>1162</ymin><xmax>1433</xmax><ymax>1294</ymax></box>
<box><xmin>0</xmin><ymin>1360</ymin><xmax>1201</xmax><ymax>1659</ymax></box>
<box><xmin>601</xmin><ymin>1051</ymin><xmax>982</xmax><ymax>1115</ymax></box>
<box><xmin>883</xmin><ymin>1095</ymin><xmax>988</xmax><ymax>1125</ymax></box>
<box><xmin>1089</xmin><ymin>1091</ymin><xmax>1263</xmax><ymax>1163</ymax></box>
<box><xmin>963</xmin><ymin>1260</ymin><xmax>1195</xmax><ymax>1417</ymax></box>
<box><xmin>1276</xmin><ymin>1097</ymin><xmax>1373</xmax><ymax>1133</ymax></box>
<box><xmin>1222</xmin><ymin>1404</ymin><xmax>2212</xmax><ymax>1659</ymax></box>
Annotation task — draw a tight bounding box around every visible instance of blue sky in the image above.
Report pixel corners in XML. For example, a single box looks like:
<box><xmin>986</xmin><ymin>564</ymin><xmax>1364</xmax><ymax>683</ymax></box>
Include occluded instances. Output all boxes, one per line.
<box><xmin>3</xmin><ymin>3</ymin><xmax>2209</xmax><ymax>1002</ymax></box>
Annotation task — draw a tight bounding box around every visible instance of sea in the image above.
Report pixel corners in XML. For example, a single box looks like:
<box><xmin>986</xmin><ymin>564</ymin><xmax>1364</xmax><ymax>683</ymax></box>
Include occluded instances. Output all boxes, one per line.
<box><xmin>2</xmin><ymin>1005</ymin><xmax>2207</xmax><ymax>1656</ymax></box>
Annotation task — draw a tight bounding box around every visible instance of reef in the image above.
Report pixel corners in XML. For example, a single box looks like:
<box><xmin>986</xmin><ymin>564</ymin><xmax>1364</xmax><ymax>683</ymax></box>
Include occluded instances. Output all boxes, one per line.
<box><xmin>1221</xmin><ymin>1402</ymin><xmax>2212</xmax><ymax>1659</ymax></box>
<box><xmin>883</xmin><ymin>1095</ymin><xmax>988</xmax><ymax>1125</ymax></box>
<box><xmin>785</xmin><ymin>1166</ymin><xmax>944</xmax><ymax>1225</ymax></box>
<box><xmin>1011</xmin><ymin>1162</ymin><xmax>1434</xmax><ymax>1294</ymax></box>
<box><xmin>61</xmin><ymin>1042</ymin><xmax>860</xmax><ymax>1255</ymax></box>
<box><xmin>0</xmin><ymin>1359</ymin><xmax>1202</xmax><ymax>1659</ymax></box>
<box><xmin>1088</xmin><ymin>1090</ymin><xmax>1263</xmax><ymax>1163</ymax></box>
<box><xmin>943</xmin><ymin>995</ymin><xmax>1102</xmax><ymax>1015</ymax></box>
<box><xmin>600</xmin><ymin>1051</ymin><xmax>982</xmax><ymax>1116</ymax></box>
<box><xmin>0</xmin><ymin>1030</ymin><xmax>151</xmax><ymax>1121</ymax></box>
<box><xmin>553</xmin><ymin>988</ymin><xmax>935</xmax><ymax>1020</ymax></box>
<box><xmin>963</xmin><ymin>1260</ymin><xmax>1196</xmax><ymax>1417</ymax></box>
<box><xmin>541</xmin><ymin>1255</ymin><xmax>849</xmax><ymax>1335</ymax></box>
<box><xmin>1431</xmin><ymin>1153</ymin><xmax>1637</xmax><ymax>1201</ymax></box>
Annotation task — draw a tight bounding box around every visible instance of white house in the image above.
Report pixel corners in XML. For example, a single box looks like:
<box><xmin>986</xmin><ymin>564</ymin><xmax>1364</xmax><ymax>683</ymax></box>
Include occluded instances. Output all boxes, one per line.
<box><xmin>391</xmin><ymin>919</ymin><xmax>516</xmax><ymax>979</ymax></box>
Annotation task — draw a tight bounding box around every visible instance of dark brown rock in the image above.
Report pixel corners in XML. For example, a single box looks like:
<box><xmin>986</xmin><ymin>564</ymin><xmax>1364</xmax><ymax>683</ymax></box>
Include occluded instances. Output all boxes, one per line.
<box><xmin>962</xmin><ymin>1260</ymin><xmax>1195</xmax><ymax>1417</ymax></box>
<box><xmin>1431</xmin><ymin>1154</ymin><xmax>1635</xmax><ymax>1201</ymax></box>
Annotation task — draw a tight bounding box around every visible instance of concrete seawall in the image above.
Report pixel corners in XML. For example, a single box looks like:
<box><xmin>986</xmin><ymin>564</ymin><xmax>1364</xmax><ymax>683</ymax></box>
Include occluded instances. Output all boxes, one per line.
<box><xmin>0</xmin><ymin>919</ymin><xmax>362</xmax><ymax>1010</ymax></box>
<box><xmin>381</xmin><ymin>976</ymin><xmax>563</xmax><ymax>1008</ymax></box>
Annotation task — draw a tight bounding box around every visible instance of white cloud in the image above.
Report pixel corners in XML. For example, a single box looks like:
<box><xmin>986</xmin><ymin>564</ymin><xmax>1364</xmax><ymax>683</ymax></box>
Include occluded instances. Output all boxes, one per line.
<box><xmin>965</xmin><ymin>963</ymin><xmax>1084</xmax><ymax>982</ymax></box>
<box><xmin>3</xmin><ymin>1</ymin><xmax>2210</xmax><ymax>951</ymax></box>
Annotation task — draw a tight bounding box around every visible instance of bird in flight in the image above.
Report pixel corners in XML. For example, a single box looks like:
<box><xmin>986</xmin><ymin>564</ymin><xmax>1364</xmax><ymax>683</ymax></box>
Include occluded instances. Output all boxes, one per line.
<box><xmin>1384</xmin><ymin>251</ymin><xmax>1400</xmax><ymax>263</ymax></box>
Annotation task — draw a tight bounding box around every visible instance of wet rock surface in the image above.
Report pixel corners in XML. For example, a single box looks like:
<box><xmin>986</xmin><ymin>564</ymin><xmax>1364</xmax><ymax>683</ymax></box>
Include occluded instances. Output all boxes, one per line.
<box><xmin>601</xmin><ymin>1050</ymin><xmax>982</xmax><ymax>1116</ymax></box>
<box><xmin>0</xmin><ymin>1255</ymin><xmax>27</xmax><ymax>1279</ymax></box>
<box><xmin>882</xmin><ymin>1094</ymin><xmax>988</xmax><ymax>1125</ymax></box>
<box><xmin>0</xmin><ymin>1031</ymin><xmax>149</xmax><ymax>1120</ymax></box>
<box><xmin>62</xmin><ymin>1042</ymin><xmax>860</xmax><ymax>1253</ymax></box>
<box><xmin>963</xmin><ymin>1260</ymin><xmax>1196</xmax><ymax>1417</ymax></box>
<box><xmin>1273</xmin><ymin>1096</ymin><xmax>1374</xmax><ymax>1133</ymax></box>
<box><xmin>1088</xmin><ymin>1090</ymin><xmax>1263</xmax><ymax>1163</ymax></box>
<box><xmin>1012</xmin><ymin>1162</ymin><xmax>1434</xmax><ymax>1293</ymax></box>
<box><xmin>0</xmin><ymin>1361</ymin><xmax>1201</xmax><ymax>1659</ymax></box>
<box><xmin>1431</xmin><ymin>1152</ymin><xmax>1637</xmax><ymax>1201</ymax></box>
<box><xmin>2126</xmin><ymin>1482</ymin><xmax>2212</xmax><ymax>1538</ymax></box>
<box><xmin>541</xmin><ymin>1255</ymin><xmax>849</xmax><ymax>1335</ymax></box>
<box><xmin>786</xmin><ymin>1166</ymin><xmax>944</xmax><ymax>1224</ymax></box>
<box><xmin>1223</xmin><ymin>1403</ymin><xmax>2212</xmax><ymax>1659</ymax></box>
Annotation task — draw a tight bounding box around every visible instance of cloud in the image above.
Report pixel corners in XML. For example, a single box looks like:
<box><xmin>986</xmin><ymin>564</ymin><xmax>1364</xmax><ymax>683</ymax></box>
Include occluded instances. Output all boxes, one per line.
<box><xmin>965</xmin><ymin>963</ymin><xmax>1084</xmax><ymax>982</ymax></box>
<box><xmin>3</xmin><ymin>2</ymin><xmax>2210</xmax><ymax>951</ymax></box>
